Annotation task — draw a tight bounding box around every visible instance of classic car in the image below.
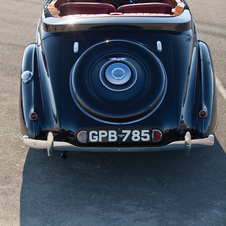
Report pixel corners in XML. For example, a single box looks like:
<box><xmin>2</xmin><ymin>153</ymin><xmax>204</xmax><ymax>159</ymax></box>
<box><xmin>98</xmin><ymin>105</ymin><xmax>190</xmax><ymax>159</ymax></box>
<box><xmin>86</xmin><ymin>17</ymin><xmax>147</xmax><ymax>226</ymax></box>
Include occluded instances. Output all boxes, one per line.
<box><xmin>20</xmin><ymin>0</ymin><xmax>217</xmax><ymax>158</ymax></box>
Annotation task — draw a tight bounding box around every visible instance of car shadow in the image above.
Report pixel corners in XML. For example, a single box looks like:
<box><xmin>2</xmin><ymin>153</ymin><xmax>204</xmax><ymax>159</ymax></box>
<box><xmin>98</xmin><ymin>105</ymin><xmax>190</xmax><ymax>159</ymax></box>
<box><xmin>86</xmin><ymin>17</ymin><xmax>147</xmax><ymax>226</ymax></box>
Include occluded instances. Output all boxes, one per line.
<box><xmin>20</xmin><ymin>137</ymin><xmax>226</xmax><ymax>226</ymax></box>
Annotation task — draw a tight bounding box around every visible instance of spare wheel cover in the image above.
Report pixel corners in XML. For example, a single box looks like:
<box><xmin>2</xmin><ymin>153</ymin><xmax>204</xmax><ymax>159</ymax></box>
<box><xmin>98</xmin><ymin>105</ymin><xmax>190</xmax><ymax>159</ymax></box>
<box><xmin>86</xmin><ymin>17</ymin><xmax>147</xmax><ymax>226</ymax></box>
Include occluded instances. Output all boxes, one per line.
<box><xmin>70</xmin><ymin>40</ymin><xmax>167</xmax><ymax>124</ymax></box>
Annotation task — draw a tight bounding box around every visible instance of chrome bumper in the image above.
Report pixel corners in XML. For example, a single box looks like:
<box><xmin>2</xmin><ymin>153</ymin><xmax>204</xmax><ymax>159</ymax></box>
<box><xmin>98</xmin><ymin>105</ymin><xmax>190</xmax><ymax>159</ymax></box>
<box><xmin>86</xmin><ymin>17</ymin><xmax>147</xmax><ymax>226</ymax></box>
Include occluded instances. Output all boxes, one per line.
<box><xmin>23</xmin><ymin>132</ymin><xmax>215</xmax><ymax>157</ymax></box>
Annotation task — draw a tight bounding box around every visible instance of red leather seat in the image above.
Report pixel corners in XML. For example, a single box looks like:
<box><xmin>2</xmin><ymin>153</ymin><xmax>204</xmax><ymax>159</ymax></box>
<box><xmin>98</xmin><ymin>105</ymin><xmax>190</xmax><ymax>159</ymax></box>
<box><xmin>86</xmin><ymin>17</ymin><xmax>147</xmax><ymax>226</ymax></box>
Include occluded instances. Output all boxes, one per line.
<box><xmin>59</xmin><ymin>2</ymin><xmax>116</xmax><ymax>16</ymax></box>
<box><xmin>117</xmin><ymin>3</ymin><xmax>172</xmax><ymax>14</ymax></box>
<box><xmin>160</xmin><ymin>0</ymin><xmax>175</xmax><ymax>9</ymax></box>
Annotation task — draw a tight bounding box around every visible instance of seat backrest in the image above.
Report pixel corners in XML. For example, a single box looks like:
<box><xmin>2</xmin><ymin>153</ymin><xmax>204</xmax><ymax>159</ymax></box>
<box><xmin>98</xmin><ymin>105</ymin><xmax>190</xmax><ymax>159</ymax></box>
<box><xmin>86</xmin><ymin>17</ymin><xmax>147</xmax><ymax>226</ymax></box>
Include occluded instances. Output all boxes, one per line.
<box><xmin>117</xmin><ymin>3</ymin><xmax>172</xmax><ymax>14</ymax></box>
<box><xmin>159</xmin><ymin>0</ymin><xmax>175</xmax><ymax>8</ymax></box>
<box><xmin>59</xmin><ymin>2</ymin><xmax>116</xmax><ymax>16</ymax></box>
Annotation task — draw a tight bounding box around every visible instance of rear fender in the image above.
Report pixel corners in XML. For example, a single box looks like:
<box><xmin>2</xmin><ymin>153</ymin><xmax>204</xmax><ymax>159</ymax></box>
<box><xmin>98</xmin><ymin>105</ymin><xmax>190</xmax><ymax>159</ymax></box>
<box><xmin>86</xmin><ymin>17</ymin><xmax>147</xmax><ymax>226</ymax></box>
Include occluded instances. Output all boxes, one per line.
<box><xmin>197</xmin><ymin>41</ymin><xmax>217</xmax><ymax>136</ymax></box>
<box><xmin>19</xmin><ymin>44</ymin><xmax>44</xmax><ymax>138</ymax></box>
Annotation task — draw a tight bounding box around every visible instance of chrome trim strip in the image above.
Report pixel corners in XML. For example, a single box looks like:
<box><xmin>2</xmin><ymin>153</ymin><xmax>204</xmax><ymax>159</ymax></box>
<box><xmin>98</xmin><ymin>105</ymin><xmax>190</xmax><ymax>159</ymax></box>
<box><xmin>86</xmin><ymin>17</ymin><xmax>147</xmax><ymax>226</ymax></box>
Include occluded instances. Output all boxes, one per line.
<box><xmin>73</xmin><ymin>42</ymin><xmax>79</xmax><ymax>53</ymax></box>
<box><xmin>157</xmin><ymin>41</ymin><xmax>162</xmax><ymax>53</ymax></box>
<box><xmin>23</xmin><ymin>132</ymin><xmax>214</xmax><ymax>155</ymax></box>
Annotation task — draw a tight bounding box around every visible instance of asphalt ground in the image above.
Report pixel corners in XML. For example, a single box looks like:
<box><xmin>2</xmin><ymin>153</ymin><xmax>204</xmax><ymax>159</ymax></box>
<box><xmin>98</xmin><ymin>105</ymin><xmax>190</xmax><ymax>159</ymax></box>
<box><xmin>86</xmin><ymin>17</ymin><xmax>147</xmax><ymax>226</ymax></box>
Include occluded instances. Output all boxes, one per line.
<box><xmin>0</xmin><ymin>0</ymin><xmax>226</xmax><ymax>225</ymax></box>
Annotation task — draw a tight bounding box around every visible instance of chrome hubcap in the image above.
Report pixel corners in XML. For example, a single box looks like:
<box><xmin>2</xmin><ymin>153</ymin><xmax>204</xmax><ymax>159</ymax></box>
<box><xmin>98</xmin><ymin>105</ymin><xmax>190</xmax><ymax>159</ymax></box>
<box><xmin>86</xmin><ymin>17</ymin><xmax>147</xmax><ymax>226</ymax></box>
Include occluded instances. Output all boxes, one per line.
<box><xmin>99</xmin><ymin>59</ymin><xmax>137</xmax><ymax>92</ymax></box>
<box><xmin>106</xmin><ymin>63</ymin><xmax>131</xmax><ymax>85</ymax></box>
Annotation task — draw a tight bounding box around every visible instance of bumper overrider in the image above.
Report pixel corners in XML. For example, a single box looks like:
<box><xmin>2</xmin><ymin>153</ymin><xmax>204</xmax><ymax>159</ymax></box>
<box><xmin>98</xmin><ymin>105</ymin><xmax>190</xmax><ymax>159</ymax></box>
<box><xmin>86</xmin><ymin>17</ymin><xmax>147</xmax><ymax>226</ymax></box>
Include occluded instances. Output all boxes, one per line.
<box><xmin>23</xmin><ymin>131</ymin><xmax>215</xmax><ymax>156</ymax></box>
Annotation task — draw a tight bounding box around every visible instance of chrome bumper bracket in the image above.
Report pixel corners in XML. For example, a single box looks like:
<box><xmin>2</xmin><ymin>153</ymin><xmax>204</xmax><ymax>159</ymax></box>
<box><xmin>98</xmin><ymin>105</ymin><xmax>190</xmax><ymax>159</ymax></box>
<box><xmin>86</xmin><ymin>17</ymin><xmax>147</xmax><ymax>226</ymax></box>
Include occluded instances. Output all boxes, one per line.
<box><xmin>47</xmin><ymin>132</ymin><xmax>54</xmax><ymax>157</ymax></box>
<box><xmin>185</xmin><ymin>131</ymin><xmax>192</xmax><ymax>156</ymax></box>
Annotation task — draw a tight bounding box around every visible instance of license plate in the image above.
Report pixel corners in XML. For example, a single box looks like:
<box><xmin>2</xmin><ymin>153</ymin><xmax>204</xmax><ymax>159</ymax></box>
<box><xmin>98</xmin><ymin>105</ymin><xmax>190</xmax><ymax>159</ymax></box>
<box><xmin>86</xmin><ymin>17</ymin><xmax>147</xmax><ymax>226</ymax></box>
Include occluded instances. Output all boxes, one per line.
<box><xmin>88</xmin><ymin>129</ymin><xmax>151</xmax><ymax>143</ymax></box>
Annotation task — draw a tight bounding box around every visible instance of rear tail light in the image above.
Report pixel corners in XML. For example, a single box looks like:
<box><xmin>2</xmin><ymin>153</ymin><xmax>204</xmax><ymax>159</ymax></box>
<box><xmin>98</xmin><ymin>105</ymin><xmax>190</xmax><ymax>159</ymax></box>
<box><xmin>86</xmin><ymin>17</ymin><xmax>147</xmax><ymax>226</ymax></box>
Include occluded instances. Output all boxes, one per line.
<box><xmin>152</xmin><ymin>129</ymin><xmax>162</xmax><ymax>143</ymax></box>
<box><xmin>21</xmin><ymin>70</ymin><xmax>33</xmax><ymax>84</ymax></box>
<box><xmin>199</xmin><ymin>109</ymin><xmax>207</xmax><ymax>118</ymax></box>
<box><xmin>29</xmin><ymin>111</ymin><xmax>38</xmax><ymax>120</ymax></box>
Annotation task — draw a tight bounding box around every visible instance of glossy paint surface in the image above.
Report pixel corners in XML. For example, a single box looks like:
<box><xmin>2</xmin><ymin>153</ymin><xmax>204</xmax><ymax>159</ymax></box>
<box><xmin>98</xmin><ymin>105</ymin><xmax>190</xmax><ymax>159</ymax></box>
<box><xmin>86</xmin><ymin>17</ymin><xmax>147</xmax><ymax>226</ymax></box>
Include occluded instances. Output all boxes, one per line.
<box><xmin>19</xmin><ymin>2</ymin><xmax>217</xmax><ymax>147</ymax></box>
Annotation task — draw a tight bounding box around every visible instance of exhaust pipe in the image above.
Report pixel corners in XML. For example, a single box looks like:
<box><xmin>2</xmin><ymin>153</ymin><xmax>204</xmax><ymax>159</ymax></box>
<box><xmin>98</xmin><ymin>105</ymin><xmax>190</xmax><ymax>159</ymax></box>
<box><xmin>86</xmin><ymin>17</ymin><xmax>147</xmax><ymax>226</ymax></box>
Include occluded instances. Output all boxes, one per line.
<box><xmin>61</xmin><ymin>151</ymin><xmax>68</xmax><ymax>159</ymax></box>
